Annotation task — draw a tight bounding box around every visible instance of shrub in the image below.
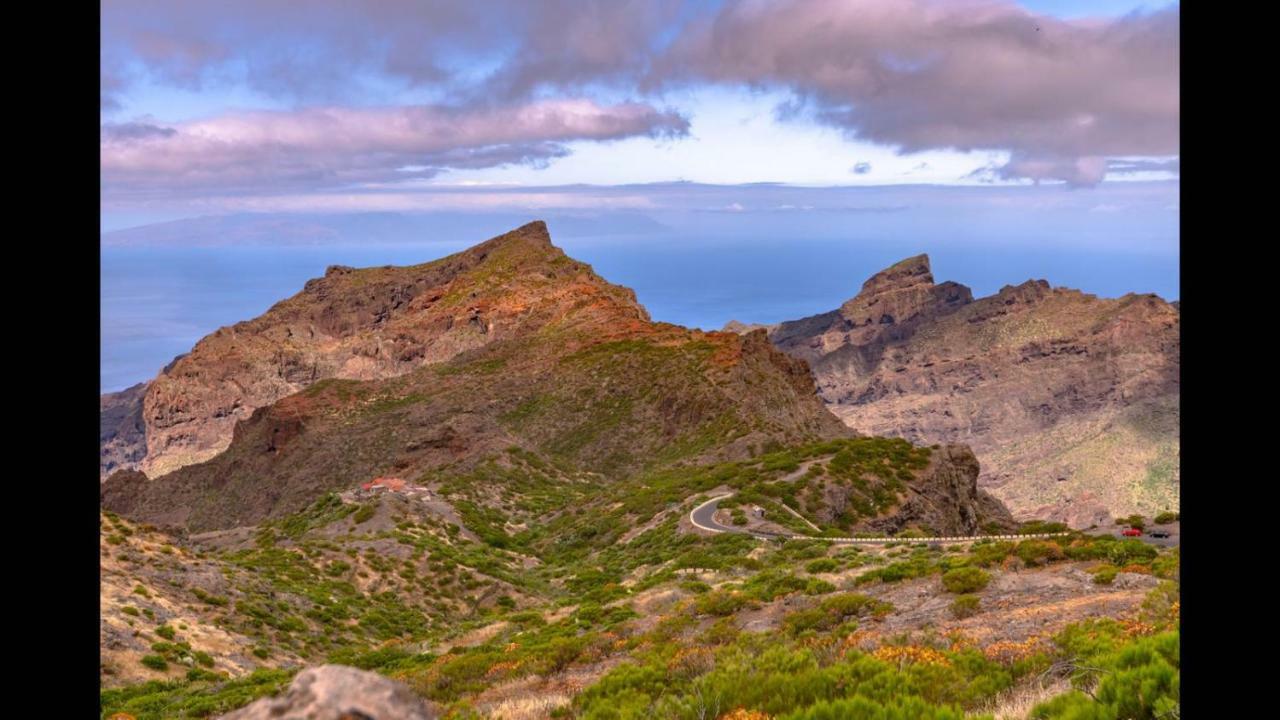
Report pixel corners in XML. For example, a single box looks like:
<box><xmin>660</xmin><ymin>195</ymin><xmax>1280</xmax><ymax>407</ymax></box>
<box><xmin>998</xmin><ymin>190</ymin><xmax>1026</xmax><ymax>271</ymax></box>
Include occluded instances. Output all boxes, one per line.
<box><xmin>1015</xmin><ymin>540</ymin><xmax>1065</xmax><ymax>567</ymax></box>
<box><xmin>805</xmin><ymin>578</ymin><xmax>836</xmax><ymax>595</ymax></box>
<box><xmin>1092</xmin><ymin>565</ymin><xmax>1119</xmax><ymax>585</ymax></box>
<box><xmin>950</xmin><ymin>595</ymin><xmax>981</xmax><ymax>619</ymax></box>
<box><xmin>1017</xmin><ymin>520</ymin><xmax>1069</xmax><ymax>534</ymax></box>
<box><xmin>1115</xmin><ymin>514</ymin><xmax>1145</xmax><ymax>530</ymax></box>
<box><xmin>680</xmin><ymin>580</ymin><xmax>711</xmax><ymax>595</ymax></box>
<box><xmin>783</xmin><ymin>593</ymin><xmax>893</xmax><ymax>635</ymax></box>
<box><xmin>968</xmin><ymin>541</ymin><xmax>1015</xmax><ymax>568</ymax></box>
<box><xmin>695</xmin><ymin>590</ymin><xmax>752</xmax><ymax>616</ymax></box>
<box><xmin>140</xmin><ymin>655</ymin><xmax>168</xmax><ymax>671</ymax></box>
<box><xmin>1153</xmin><ymin>511</ymin><xmax>1179</xmax><ymax>525</ymax></box>
<box><xmin>805</xmin><ymin>558</ymin><xmax>838</xmax><ymax>574</ymax></box>
<box><xmin>192</xmin><ymin>588</ymin><xmax>230</xmax><ymax>606</ymax></box>
<box><xmin>154</xmin><ymin>625</ymin><xmax>176</xmax><ymax>640</ymax></box>
<box><xmin>1032</xmin><ymin>630</ymin><xmax>1178</xmax><ymax>720</ymax></box>
<box><xmin>941</xmin><ymin>567</ymin><xmax>990</xmax><ymax>594</ymax></box>
<box><xmin>353</xmin><ymin>504</ymin><xmax>377</xmax><ymax>524</ymax></box>
<box><xmin>121</xmin><ymin>606</ymin><xmax>140</xmax><ymax>617</ymax></box>
<box><xmin>1152</xmin><ymin>548</ymin><xmax>1179</xmax><ymax>580</ymax></box>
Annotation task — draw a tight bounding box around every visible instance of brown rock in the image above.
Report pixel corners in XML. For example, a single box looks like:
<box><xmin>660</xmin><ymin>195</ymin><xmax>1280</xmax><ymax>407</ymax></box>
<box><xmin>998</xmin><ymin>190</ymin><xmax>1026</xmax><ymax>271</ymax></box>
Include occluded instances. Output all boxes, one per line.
<box><xmin>217</xmin><ymin>665</ymin><xmax>436</xmax><ymax>720</ymax></box>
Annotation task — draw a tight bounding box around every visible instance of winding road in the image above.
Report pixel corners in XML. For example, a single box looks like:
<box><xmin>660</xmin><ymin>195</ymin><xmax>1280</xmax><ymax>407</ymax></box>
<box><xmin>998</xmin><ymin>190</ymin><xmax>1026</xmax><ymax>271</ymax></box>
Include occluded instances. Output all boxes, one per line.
<box><xmin>688</xmin><ymin>494</ymin><xmax>1143</xmax><ymax>545</ymax></box>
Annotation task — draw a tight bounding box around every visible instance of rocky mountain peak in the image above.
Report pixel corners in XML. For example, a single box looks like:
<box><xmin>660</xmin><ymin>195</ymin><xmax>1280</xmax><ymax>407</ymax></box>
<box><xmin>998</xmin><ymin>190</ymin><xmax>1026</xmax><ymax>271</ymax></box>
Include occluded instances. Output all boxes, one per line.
<box><xmin>857</xmin><ymin>253</ymin><xmax>936</xmax><ymax>295</ymax></box>
<box><xmin>103</xmin><ymin>221</ymin><xmax>651</xmax><ymax>480</ymax></box>
<box><xmin>830</xmin><ymin>255</ymin><xmax>973</xmax><ymax>347</ymax></box>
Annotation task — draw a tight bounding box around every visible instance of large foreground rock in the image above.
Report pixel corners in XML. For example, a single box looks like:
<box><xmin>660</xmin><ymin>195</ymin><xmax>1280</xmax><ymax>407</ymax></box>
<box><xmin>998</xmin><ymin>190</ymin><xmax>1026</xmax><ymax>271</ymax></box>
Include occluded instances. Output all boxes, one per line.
<box><xmin>218</xmin><ymin>665</ymin><xmax>435</xmax><ymax>720</ymax></box>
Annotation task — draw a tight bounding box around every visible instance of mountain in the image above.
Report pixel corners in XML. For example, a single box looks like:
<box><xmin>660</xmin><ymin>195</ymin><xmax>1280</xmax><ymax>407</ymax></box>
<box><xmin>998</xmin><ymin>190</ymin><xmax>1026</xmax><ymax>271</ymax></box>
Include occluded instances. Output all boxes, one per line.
<box><xmin>103</xmin><ymin>221</ymin><xmax>673</xmax><ymax>479</ymax></box>
<box><xmin>726</xmin><ymin>254</ymin><xmax>1179</xmax><ymax>525</ymax></box>
<box><xmin>106</xmin><ymin>221</ymin><xmax>936</xmax><ymax>533</ymax></box>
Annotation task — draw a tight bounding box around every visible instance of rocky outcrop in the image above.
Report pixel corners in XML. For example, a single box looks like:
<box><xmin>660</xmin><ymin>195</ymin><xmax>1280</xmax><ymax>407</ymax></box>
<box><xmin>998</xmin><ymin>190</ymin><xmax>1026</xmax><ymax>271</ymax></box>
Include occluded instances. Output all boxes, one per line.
<box><xmin>730</xmin><ymin>255</ymin><xmax>1180</xmax><ymax>524</ymax></box>
<box><xmin>864</xmin><ymin>444</ymin><xmax>1015</xmax><ymax>536</ymax></box>
<box><xmin>218</xmin><ymin>665</ymin><xmax>436</xmax><ymax>720</ymax></box>
<box><xmin>767</xmin><ymin>254</ymin><xmax>973</xmax><ymax>364</ymax></box>
<box><xmin>100</xmin><ymin>382</ymin><xmax>148</xmax><ymax>478</ymax></box>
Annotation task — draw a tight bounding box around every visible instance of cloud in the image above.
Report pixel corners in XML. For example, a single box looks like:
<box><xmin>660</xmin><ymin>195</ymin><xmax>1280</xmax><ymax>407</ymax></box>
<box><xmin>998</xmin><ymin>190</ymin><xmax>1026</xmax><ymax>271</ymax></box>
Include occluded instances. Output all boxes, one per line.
<box><xmin>101</xmin><ymin>0</ymin><xmax>1178</xmax><ymax>190</ymax></box>
<box><xmin>1107</xmin><ymin>157</ymin><xmax>1180</xmax><ymax>174</ymax></box>
<box><xmin>100</xmin><ymin>1</ymin><xmax>683</xmax><ymax>103</ymax></box>
<box><xmin>852</xmin><ymin>161</ymin><xmax>872</xmax><ymax>175</ymax></box>
<box><xmin>997</xmin><ymin>153</ymin><xmax>1108</xmax><ymax>187</ymax></box>
<box><xmin>655</xmin><ymin>0</ymin><xmax>1178</xmax><ymax>185</ymax></box>
<box><xmin>101</xmin><ymin>100</ymin><xmax>688</xmax><ymax>197</ymax></box>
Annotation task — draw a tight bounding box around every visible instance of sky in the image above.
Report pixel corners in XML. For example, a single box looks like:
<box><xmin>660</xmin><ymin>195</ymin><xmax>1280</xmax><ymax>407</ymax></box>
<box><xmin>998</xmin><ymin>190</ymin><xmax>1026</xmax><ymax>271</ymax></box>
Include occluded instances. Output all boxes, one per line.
<box><xmin>100</xmin><ymin>0</ymin><xmax>1179</xmax><ymax>390</ymax></box>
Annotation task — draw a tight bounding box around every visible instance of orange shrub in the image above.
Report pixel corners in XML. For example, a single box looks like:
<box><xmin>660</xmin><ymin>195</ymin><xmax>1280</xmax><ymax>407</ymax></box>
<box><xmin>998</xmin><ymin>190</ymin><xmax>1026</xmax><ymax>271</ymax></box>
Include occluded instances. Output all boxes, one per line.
<box><xmin>872</xmin><ymin>644</ymin><xmax>952</xmax><ymax>667</ymax></box>
<box><xmin>719</xmin><ymin>709</ymin><xmax>772</xmax><ymax>720</ymax></box>
<box><xmin>981</xmin><ymin>636</ymin><xmax>1049</xmax><ymax>665</ymax></box>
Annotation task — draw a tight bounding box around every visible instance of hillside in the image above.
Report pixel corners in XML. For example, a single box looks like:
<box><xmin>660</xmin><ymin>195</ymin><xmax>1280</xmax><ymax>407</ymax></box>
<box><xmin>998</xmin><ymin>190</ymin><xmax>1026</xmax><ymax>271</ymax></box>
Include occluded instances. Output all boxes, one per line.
<box><xmin>727</xmin><ymin>255</ymin><xmax>1180</xmax><ymax>525</ymax></box>
<box><xmin>101</xmin><ymin>477</ymin><xmax>1179</xmax><ymax>719</ymax></box>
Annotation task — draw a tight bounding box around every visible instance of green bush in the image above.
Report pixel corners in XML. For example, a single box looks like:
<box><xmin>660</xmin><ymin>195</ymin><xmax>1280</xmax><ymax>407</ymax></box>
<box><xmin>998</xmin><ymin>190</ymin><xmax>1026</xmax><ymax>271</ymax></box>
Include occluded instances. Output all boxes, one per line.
<box><xmin>950</xmin><ymin>595</ymin><xmax>980</xmax><ymax>619</ymax></box>
<box><xmin>805</xmin><ymin>558</ymin><xmax>838</xmax><ymax>574</ymax></box>
<box><xmin>941</xmin><ymin>567</ymin><xmax>990</xmax><ymax>594</ymax></box>
<box><xmin>1114</xmin><ymin>514</ymin><xmax>1145</xmax><ymax>530</ymax></box>
<box><xmin>353</xmin><ymin>504</ymin><xmax>376</xmax><ymax>524</ymax></box>
<box><xmin>154</xmin><ymin>625</ymin><xmax>176</xmax><ymax>640</ymax></box>
<box><xmin>1015</xmin><ymin>540</ymin><xmax>1065</xmax><ymax>567</ymax></box>
<box><xmin>1153</xmin><ymin>511</ymin><xmax>1179</xmax><ymax>525</ymax></box>
<box><xmin>785</xmin><ymin>695</ymin><xmax>974</xmax><ymax>720</ymax></box>
<box><xmin>695</xmin><ymin>590</ymin><xmax>752</xmax><ymax>616</ymax></box>
<box><xmin>680</xmin><ymin>580</ymin><xmax>711</xmax><ymax>594</ymax></box>
<box><xmin>1032</xmin><ymin>630</ymin><xmax>1178</xmax><ymax>720</ymax></box>
<box><xmin>1092</xmin><ymin>565</ymin><xmax>1119</xmax><ymax>585</ymax></box>
<box><xmin>783</xmin><ymin>593</ymin><xmax>893</xmax><ymax>636</ymax></box>
<box><xmin>140</xmin><ymin>655</ymin><xmax>168</xmax><ymax>671</ymax></box>
<box><xmin>192</xmin><ymin>588</ymin><xmax>229</xmax><ymax>606</ymax></box>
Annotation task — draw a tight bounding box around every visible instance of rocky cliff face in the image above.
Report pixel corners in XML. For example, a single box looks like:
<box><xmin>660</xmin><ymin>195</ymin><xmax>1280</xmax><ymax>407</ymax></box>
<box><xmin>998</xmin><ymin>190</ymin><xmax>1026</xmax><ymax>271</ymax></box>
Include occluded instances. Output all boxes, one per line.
<box><xmin>728</xmin><ymin>255</ymin><xmax>1179</xmax><ymax>525</ymax></box>
<box><xmin>102</xmin><ymin>223</ymin><xmax>858</xmax><ymax>532</ymax></box>
<box><xmin>769</xmin><ymin>254</ymin><xmax>973</xmax><ymax>364</ymax></box>
<box><xmin>100</xmin><ymin>382</ymin><xmax>148</xmax><ymax>477</ymax></box>
<box><xmin>102</xmin><ymin>221</ymin><xmax>653</xmax><ymax>479</ymax></box>
<box><xmin>863</xmin><ymin>444</ymin><xmax>1015</xmax><ymax>536</ymax></box>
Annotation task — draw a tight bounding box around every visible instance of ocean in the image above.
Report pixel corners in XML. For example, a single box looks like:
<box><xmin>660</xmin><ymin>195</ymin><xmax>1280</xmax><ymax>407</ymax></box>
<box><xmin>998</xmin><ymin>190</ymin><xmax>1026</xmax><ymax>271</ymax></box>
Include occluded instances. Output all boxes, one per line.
<box><xmin>101</xmin><ymin>236</ymin><xmax>1178</xmax><ymax>393</ymax></box>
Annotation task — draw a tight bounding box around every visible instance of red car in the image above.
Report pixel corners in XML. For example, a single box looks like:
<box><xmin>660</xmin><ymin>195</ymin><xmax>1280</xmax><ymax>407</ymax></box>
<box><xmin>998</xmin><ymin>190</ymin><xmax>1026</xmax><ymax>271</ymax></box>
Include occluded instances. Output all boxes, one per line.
<box><xmin>1121</xmin><ymin>527</ymin><xmax>1143</xmax><ymax>537</ymax></box>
